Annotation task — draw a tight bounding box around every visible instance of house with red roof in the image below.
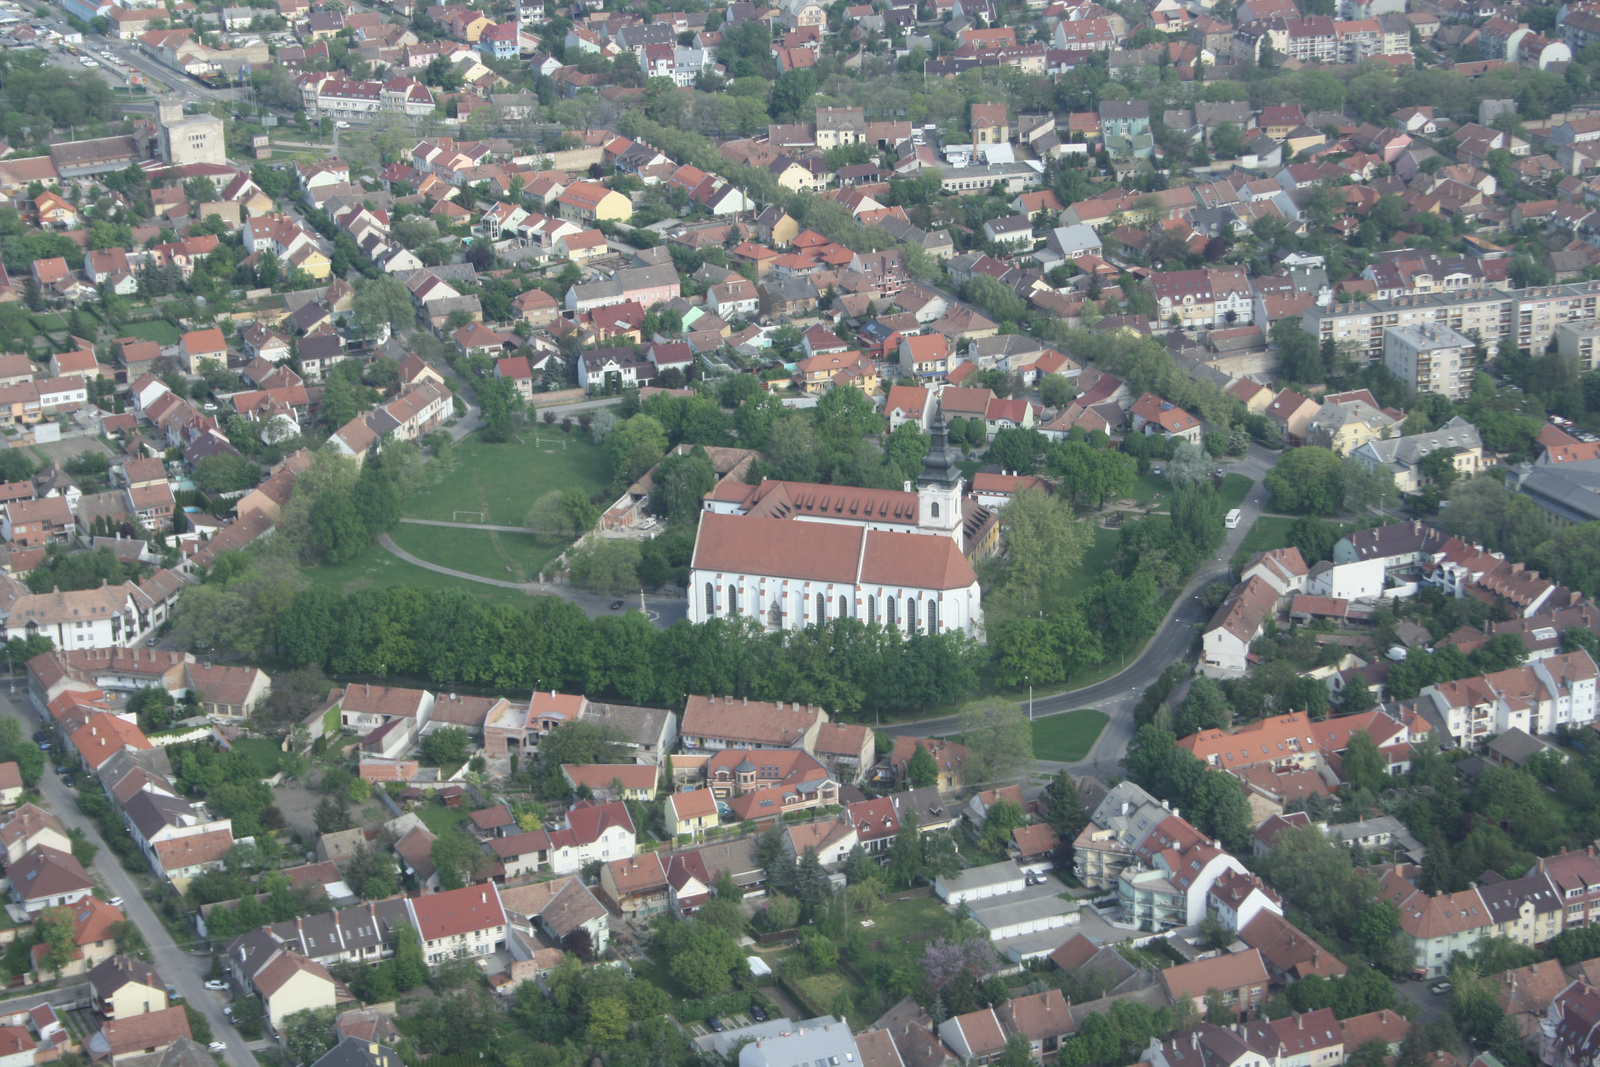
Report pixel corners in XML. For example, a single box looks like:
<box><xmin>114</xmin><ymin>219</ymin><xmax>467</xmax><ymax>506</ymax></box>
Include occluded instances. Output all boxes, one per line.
<box><xmin>1129</xmin><ymin>392</ymin><xmax>1202</xmax><ymax>443</ymax></box>
<box><xmin>406</xmin><ymin>882</ymin><xmax>507</xmax><ymax>965</ymax></box>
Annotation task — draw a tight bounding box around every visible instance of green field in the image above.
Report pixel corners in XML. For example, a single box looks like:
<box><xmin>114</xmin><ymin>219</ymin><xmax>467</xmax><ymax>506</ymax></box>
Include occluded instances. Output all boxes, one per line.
<box><xmin>1237</xmin><ymin>515</ymin><xmax>1298</xmax><ymax>556</ymax></box>
<box><xmin>790</xmin><ymin>971</ymin><xmax>870</xmax><ymax>1029</ymax></box>
<box><xmin>230</xmin><ymin>737</ymin><xmax>281</xmax><ymax>777</ymax></box>
<box><xmin>1030</xmin><ymin>709</ymin><xmax>1108</xmax><ymax>761</ymax></box>
<box><xmin>401</xmin><ymin>431</ymin><xmax>610</xmax><ymax>526</ymax></box>
<box><xmin>388</xmin><ymin>522</ymin><xmax>570</xmax><ymax>583</ymax></box>
<box><xmin>120</xmin><ymin>320</ymin><xmax>181</xmax><ymax>345</ymax></box>
<box><xmin>1128</xmin><ymin>472</ymin><xmax>1172</xmax><ymax>507</ymax></box>
<box><xmin>308</xmin><ymin>538</ymin><xmax>541</xmax><ymax>609</ymax></box>
<box><xmin>1219</xmin><ymin>473</ymin><xmax>1253</xmax><ymax>510</ymax></box>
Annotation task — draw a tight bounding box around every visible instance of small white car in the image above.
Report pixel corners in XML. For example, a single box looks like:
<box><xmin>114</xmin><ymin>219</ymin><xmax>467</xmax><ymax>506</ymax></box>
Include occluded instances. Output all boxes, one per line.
<box><xmin>107</xmin><ymin>897</ymin><xmax>123</xmax><ymax>908</ymax></box>
<box><xmin>334</xmin><ymin>121</ymin><xmax>350</xmax><ymax>129</ymax></box>
<box><xmin>204</xmin><ymin>981</ymin><xmax>229</xmax><ymax>991</ymax></box>
<box><xmin>208</xmin><ymin>1043</ymin><xmax>227</xmax><ymax>1052</ymax></box>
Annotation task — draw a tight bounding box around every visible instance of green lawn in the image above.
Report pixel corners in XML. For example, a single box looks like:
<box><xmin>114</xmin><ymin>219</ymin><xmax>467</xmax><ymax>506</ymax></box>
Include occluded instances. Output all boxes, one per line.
<box><xmin>860</xmin><ymin>894</ymin><xmax>951</xmax><ymax>944</ymax></box>
<box><xmin>308</xmin><ymin>538</ymin><xmax>542</xmax><ymax>609</ymax></box>
<box><xmin>1238</xmin><ymin>515</ymin><xmax>1298</xmax><ymax>556</ymax></box>
<box><xmin>120</xmin><ymin>320</ymin><xmax>181</xmax><ymax>345</ymax></box>
<box><xmin>1127</xmin><ymin>472</ymin><xmax>1172</xmax><ymax>506</ymax></box>
<box><xmin>30</xmin><ymin>312</ymin><xmax>68</xmax><ymax>332</ymax></box>
<box><xmin>790</xmin><ymin>971</ymin><xmax>870</xmax><ymax>1029</ymax></box>
<box><xmin>414</xmin><ymin>800</ymin><xmax>474</xmax><ymax>835</ymax></box>
<box><xmin>1030</xmin><ymin>709</ymin><xmax>1108</xmax><ymax>761</ymax></box>
<box><xmin>1057</xmin><ymin>525</ymin><xmax>1118</xmax><ymax>601</ymax></box>
<box><xmin>400</xmin><ymin>430</ymin><xmax>610</xmax><ymax>526</ymax></box>
<box><xmin>1219</xmin><ymin>473</ymin><xmax>1253</xmax><ymax>511</ymax></box>
<box><xmin>230</xmin><ymin>738</ymin><xmax>281</xmax><ymax>778</ymax></box>
<box><xmin>388</xmin><ymin>522</ymin><xmax>570</xmax><ymax>584</ymax></box>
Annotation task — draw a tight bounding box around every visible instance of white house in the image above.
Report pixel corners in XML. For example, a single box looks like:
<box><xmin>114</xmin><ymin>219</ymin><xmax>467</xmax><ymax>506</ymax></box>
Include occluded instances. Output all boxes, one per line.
<box><xmin>548</xmin><ymin>801</ymin><xmax>636</xmax><ymax>875</ymax></box>
<box><xmin>1304</xmin><ymin>557</ymin><xmax>1387</xmax><ymax>601</ymax></box>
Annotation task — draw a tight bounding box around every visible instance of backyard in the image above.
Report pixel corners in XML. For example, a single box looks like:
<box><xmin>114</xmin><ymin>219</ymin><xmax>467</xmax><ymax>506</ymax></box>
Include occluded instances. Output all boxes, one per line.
<box><xmin>118</xmin><ymin>320</ymin><xmax>182</xmax><ymax>345</ymax></box>
<box><xmin>1237</xmin><ymin>515</ymin><xmax>1298</xmax><ymax>557</ymax></box>
<box><xmin>229</xmin><ymin>738</ymin><xmax>281</xmax><ymax>777</ymax></box>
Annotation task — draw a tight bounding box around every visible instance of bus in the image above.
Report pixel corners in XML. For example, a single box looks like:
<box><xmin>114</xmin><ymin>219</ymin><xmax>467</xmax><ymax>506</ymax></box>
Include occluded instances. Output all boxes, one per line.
<box><xmin>1225</xmin><ymin>508</ymin><xmax>1242</xmax><ymax>529</ymax></box>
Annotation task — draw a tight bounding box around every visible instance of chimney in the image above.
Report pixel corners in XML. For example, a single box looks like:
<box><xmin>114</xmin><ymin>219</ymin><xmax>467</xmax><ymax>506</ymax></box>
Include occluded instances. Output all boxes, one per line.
<box><xmin>481</xmin><ymin>891</ymin><xmax>487</xmax><ymax>903</ymax></box>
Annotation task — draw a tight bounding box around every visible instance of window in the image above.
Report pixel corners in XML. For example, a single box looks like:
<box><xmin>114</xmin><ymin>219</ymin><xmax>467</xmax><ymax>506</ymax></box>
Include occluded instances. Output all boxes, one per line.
<box><xmin>705</xmin><ymin>583</ymin><xmax>715</xmax><ymax>617</ymax></box>
<box><xmin>816</xmin><ymin>593</ymin><xmax>825</xmax><ymax>621</ymax></box>
<box><xmin>728</xmin><ymin>585</ymin><xmax>738</xmax><ymax>613</ymax></box>
<box><xmin>907</xmin><ymin>597</ymin><xmax>917</xmax><ymax>633</ymax></box>
<box><xmin>839</xmin><ymin>595</ymin><xmax>848</xmax><ymax>618</ymax></box>
<box><xmin>928</xmin><ymin>600</ymin><xmax>938</xmax><ymax>631</ymax></box>
<box><xmin>867</xmin><ymin>594</ymin><xmax>876</xmax><ymax>621</ymax></box>
<box><xmin>930</xmin><ymin>502</ymin><xmax>939</xmax><ymax>518</ymax></box>
<box><xmin>886</xmin><ymin>597</ymin><xmax>897</xmax><ymax>627</ymax></box>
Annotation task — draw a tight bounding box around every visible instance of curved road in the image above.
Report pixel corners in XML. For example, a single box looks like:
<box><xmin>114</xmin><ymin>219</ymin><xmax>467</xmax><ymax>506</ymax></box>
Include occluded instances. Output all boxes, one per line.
<box><xmin>900</xmin><ymin>444</ymin><xmax>1283</xmax><ymax>779</ymax></box>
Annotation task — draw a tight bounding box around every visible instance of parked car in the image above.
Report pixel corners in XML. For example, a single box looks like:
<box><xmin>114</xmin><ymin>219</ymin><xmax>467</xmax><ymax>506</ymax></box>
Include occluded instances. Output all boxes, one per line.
<box><xmin>609</xmin><ymin>600</ymin><xmax>624</xmax><ymax>610</ymax></box>
<box><xmin>706</xmin><ymin>1019</ymin><xmax>724</xmax><ymax>1033</ymax></box>
<box><xmin>750</xmin><ymin>1005</ymin><xmax>767</xmax><ymax>1022</ymax></box>
<box><xmin>1431</xmin><ymin>982</ymin><xmax>1452</xmax><ymax>995</ymax></box>
<box><xmin>205</xmin><ymin>981</ymin><xmax>229</xmax><ymax>991</ymax></box>
<box><xmin>208</xmin><ymin>1043</ymin><xmax>227</xmax><ymax>1053</ymax></box>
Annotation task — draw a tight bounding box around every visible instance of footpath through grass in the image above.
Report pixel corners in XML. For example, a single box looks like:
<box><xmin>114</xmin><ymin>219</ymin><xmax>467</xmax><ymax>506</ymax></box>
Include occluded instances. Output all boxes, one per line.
<box><xmin>388</xmin><ymin>522</ymin><xmax>570</xmax><ymax>583</ymax></box>
<box><xmin>1030</xmin><ymin>709</ymin><xmax>1108</xmax><ymax>761</ymax></box>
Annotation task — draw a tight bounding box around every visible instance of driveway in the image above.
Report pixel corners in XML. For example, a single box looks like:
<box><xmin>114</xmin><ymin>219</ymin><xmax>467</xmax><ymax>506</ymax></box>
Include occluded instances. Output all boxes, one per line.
<box><xmin>899</xmin><ymin>444</ymin><xmax>1282</xmax><ymax>780</ymax></box>
<box><xmin>0</xmin><ymin>693</ymin><xmax>254</xmax><ymax>1067</ymax></box>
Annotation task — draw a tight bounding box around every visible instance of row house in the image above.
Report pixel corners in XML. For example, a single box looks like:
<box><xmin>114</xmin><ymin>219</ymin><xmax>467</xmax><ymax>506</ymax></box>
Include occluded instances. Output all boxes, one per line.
<box><xmin>1417</xmin><ymin>650</ymin><xmax>1599</xmax><ymax>743</ymax></box>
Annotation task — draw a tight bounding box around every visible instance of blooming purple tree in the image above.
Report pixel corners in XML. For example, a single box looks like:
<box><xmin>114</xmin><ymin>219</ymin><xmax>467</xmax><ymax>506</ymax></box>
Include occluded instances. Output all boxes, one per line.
<box><xmin>922</xmin><ymin>937</ymin><xmax>1000</xmax><ymax>992</ymax></box>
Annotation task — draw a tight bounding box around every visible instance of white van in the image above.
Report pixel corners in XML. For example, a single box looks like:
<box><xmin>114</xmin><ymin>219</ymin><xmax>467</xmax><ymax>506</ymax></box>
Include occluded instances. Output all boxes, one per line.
<box><xmin>1225</xmin><ymin>508</ymin><xmax>1242</xmax><ymax>529</ymax></box>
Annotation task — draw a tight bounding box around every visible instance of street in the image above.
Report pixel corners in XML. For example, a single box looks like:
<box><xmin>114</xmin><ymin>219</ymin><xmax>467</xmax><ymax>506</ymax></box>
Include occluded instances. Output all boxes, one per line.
<box><xmin>900</xmin><ymin>443</ymin><xmax>1282</xmax><ymax>781</ymax></box>
<box><xmin>0</xmin><ymin>692</ymin><xmax>255</xmax><ymax>1067</ymax></box>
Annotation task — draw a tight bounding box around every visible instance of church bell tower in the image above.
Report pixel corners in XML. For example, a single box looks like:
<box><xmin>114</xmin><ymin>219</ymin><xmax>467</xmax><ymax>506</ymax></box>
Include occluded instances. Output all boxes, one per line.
<box><xmin>917</xmin><ymin>403</ymin><xmax>964</xmax><ymax>541</ymax></box>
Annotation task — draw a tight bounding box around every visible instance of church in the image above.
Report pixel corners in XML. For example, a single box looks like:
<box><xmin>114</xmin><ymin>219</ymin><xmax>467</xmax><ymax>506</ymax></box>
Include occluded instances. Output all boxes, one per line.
<box><xmin>687</xmin><ymin>409</ymin><xmax>988</xmax><ymax>636</ymax></box>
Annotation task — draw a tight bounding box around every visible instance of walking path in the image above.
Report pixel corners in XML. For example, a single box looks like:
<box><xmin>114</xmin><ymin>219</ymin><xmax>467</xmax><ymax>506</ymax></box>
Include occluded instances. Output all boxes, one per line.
<box><xmin>398</xmin><ymin>517</ymin><xmax>530</xmax><ymax>533</ymax></box>
<box><xmin>374</xmin><ymin>535</ymin><xmax>690</xmax><ymax>627</ymax></box>
<box><xmin>378</xmin><ymin>534</ymin><xmax>540</xmax><ymax>590</ymax></box>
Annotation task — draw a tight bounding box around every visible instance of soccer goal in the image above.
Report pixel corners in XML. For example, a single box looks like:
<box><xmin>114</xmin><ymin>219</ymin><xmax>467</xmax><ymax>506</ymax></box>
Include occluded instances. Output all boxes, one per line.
<box><xmin>452</xmin><ymin>511</ymin><xmax>485</xmax><ymax>524</ymax></box>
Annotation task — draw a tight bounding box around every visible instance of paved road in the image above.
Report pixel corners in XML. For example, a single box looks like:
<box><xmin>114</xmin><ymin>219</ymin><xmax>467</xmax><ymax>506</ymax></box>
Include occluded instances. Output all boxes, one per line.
<box><xmin>899</xmin><ymin>444</ymin><xmax>1282</xmax><ymax>781</ymax></box>
<box><xmin>0</xmin><ymin>693</ymin><xmax>253</xmax><ymax>1067</ymax></box>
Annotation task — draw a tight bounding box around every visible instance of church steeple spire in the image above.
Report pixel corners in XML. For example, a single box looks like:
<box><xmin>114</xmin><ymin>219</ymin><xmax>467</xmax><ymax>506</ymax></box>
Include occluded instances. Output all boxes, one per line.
<box><xmin>919</xmin><ymin>402</ymin><xmax>962</xmax><ymax>490</ymax></box>
<box><xmin>918</xmin><ymin>401</ymin><xmax>963</xmax><ymax>539</ymax></box>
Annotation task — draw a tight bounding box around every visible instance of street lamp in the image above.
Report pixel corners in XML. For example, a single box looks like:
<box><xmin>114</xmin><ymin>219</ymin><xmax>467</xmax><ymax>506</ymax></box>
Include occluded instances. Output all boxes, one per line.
<box><xmin>1026</xmin><ymin>676</ymin><xmax>1032</xmax><ymax>722</ymax></box>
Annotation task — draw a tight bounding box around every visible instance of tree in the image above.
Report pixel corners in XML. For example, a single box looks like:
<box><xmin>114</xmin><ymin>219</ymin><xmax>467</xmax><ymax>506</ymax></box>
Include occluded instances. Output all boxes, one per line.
<box><xmin>309</xmin><ymin>493</ymin><xmax>368</xmax><ymax>564</ymax></box>
<box><xmin>980</xmin><ymin>799</ymin><xmax>1027</xmax><ymax>852</ymax></box>
<box><xmin>1039</xmin><ymin>375</ymin><xmax>1076</xmax><ymax>409</ymax></box>
<box><xmin>1341</xmin><ymin>674</ymin><xmax>1376</xmax><ymax>713</ymax></box>
<box><xmin>281</xmin><ymin>1007</ymin><xmax>339</xmax><ymax>1066</ymax></box>
<box><xmin>907</xmin><ymin>742</ymin><xmax>940</xmax><ymax>789</ymax></box>
<box><xmin>994</xmin><ymin>489</ymin><xmax>1093</xmax><ymax>615</ymax></box>
<box><xmin>996</xmin><ymin>1033</ymin><xmax>1034</xmax><ymax>1067</ymax></box>
<box><xmin>606</xmin><ymin>415</ymin><xmax>669</xmax><ymax>491</ymax></box>
<box><xmin>34</xmin><ymin>907</ymin><xmax>75</xmax><ymax>975</ymax></box>
<box><xmin>959</xmin><ymin>699</ymin><xmax>1033</xmax><ymax>786</ymax></box>
<box><xmin>1344</xmin><ymin>730</ymin><xmax>1387</xmax><ymax>795</ymax></box>
<box><xmin>193</xmin><ymin>454</ymin><xmax>261</xmax><ymax>495</ymax></box>
<box><xmin>431</xmin><ymin>828</ymin><xmax>486</xmax><ymax>890</ymax></box>
<box><xmin>1211</xmin><ymin>122</ymin><xmax>1245</xmax><ymax>160</ymax></box>
<box><xmin>1044</xmin><ymin>768</ymin><xmax>1089</xmax><ymax>842</ymax></box>
<box><xmin>314</xmin><ymin>796</ymin><xmax>352</xmax><ymax>834</ymax></box>
<box><xmin>1265</xmin><ymin>448</ymin><xmax>1346</xmax><ymax>514</ymax></box>
<box><xmin>1168</xmin><ymin>440</ymin><xmax>1211</xmax><ymax>486</ymax></box>
<box><xmin>352</xmin><ymin>275</ymin><xmax>416</xmax><ymax>338</ymax></box>
<box><xmin>420</xmin><ymin>726</ymin><xmax>471</xmax><ymax>766</ymax></box>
